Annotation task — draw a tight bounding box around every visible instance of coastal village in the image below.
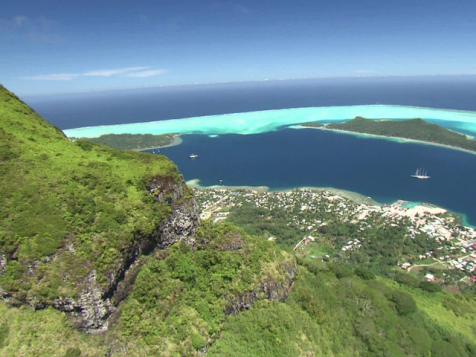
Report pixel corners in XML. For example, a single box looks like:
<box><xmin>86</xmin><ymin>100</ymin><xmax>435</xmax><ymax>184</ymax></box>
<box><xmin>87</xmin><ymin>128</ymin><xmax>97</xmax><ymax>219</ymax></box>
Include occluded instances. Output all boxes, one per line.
<box><xmin>194</xmin><ymin>187</ymin><xmax>476</xmax><ymax>284</ymax></box>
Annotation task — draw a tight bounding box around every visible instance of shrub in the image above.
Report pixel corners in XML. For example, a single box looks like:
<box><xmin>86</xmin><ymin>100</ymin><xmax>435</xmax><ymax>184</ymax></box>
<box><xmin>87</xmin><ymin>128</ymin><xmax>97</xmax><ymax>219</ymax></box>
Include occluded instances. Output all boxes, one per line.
<box><xmin>0</xmin><ymin>322</ymin><xmax>9</xmax><ymax>348</ymax></box>
<box><xmin>394</xmin><ymin>271</ymin><xmax>419</xmax><ymax>288</ymax></box>
<box><xmin>331</xmin><ymin>263</ymin><xmax>353</xmax><ymax>279</ymax></box>
<box><xmin>431</xmin><ymin>340</ymin><xmax>458</xmax><ymax>357</ymax></box>
<box><xmin>191</xmin><ymin>333</ymin><xmax>207</xmax><ymax>350</ymax></box>
<box><xmin>389</xmin><ymin>291</ymin><xmax>416</xmax><ymax>315</ymax></box>
<box><xmin>354</xmin><ymin>267</ymin><xmax>375</xmax><ymax>280</ymax></box>
<box><xmin>419</xmin><ymin>281</ymin><xmax>441</xmax><ymax>293</ymax></box>
<box><xmin>64</xmin><ymin>347</ymin><xmax>82</xmax><ymax>357</ymax></box>
<box><xmin>442</xmin><ymin>296</ymin><xmax>475</xmax><ymax>317</ymax></box>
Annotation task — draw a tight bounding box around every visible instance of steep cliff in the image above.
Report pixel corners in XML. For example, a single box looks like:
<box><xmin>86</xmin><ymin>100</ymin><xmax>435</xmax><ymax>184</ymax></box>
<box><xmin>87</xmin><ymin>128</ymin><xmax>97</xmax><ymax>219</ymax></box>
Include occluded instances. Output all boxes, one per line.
<box><xmin>0</xmin><ymin>86</ymin><xmax>199</xmax><ymax>331</ymax></box>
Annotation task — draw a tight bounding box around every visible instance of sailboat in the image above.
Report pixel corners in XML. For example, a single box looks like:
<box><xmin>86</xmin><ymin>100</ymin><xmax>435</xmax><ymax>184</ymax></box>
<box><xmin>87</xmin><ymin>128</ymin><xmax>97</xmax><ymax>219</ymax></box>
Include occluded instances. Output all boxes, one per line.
<box><xmin>411</xmin><ymin>168</ymin><xmax>430</xmax><ymax>180</ymax></box>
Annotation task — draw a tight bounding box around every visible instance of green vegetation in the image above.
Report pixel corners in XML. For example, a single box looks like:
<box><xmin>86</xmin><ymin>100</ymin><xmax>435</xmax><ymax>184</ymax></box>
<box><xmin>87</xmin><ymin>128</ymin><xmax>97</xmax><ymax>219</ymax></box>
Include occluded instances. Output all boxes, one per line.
<box><xmin>2</xmin><ymin>247</ymin><xmax>474</xmax><ymax>356</ymax></box>
<box><xmin>1</xmin><ymin>87</ymin><xmax>475</xmax><ymax>355</ymax></box>
<box><xmin>305</xmin><ymin>116</ymin><xmax>476</xmax><ymax>153</ymax></box>
<box><xmin>227</xmin><ymin>204</ymin><xmax>301</xmax><ymax>247</ymax></box>
<box><xmin>209</xmin><ymin>261</ymin><xmax>476</xmax><ymax>356</ymax></box>
<box><xmin>224</xmin><ymin>197</ymin><xmax>443</xmax><ymax>275</ymax></box>
<box><xmin>0</xmin><ymin>302</ymin><xmax>105</xmax><ymax>356</ymax></box>
<box><xmin>0</xmin><ymin>86</ymin><xmax>180</xmax><ymax>301</ymax></box>
<box><xmin>112</xmin><ymin>222</ymin><xmax>294</xmax><ymax>355</ymax></box>
<box><xmin>82</xmin><ymin>133</ymin><xmax>178</xmax><ymax>151</ymax></box>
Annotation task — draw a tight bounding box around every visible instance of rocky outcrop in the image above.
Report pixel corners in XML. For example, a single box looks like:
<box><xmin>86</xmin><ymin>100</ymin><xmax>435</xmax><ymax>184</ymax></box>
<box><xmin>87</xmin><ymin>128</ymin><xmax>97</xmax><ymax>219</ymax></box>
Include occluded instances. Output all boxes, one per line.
<box><xmin>53</xmin><ymin>271</ymin><xmax>113</xmax><ymax>332</ymax></box>
<box><xmin>65</xmin><ymin>175</ymin><xmax>200</xmax><ymax>332</ymax></box>
<box><xmin>148</xmin><ymin>175</ymin><xmax>185</xmax><ymax>204</ymax></box>
<box><xmin>0</xmin><ymin>254</ymin><xmax>6</xmax><ymax>275</ymax></box>
<box><xmin>225</xmin><ymin>260</ymin><xmax>297</xmax><ymax>315</ymax></box>
<box><xmin>2</xmin><ymin>175</ymin><xmax>200</xmax><ymax>333</ymax></box>
<box><xmin>149</xmin><ymin>175</ymin><xmax>200</xmax><ymax>248</ymax></box>
<box><xmin>157</xmin><ymin>198</ymin><xmax>199</xmax><ymax>248</ymax></box>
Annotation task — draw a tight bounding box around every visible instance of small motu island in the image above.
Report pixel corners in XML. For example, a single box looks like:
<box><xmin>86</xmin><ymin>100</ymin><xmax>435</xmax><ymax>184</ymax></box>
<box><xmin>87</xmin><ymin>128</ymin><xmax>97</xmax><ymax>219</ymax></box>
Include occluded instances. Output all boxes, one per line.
<box><xmin>303</xmin><ymin>117</ymin><xmax>476</xmax><ymax>154</ymax></box>
<box><xmin>78</xmin><ymin>133</ymin><xmax>181</xmax><ymax>151</ymax></box>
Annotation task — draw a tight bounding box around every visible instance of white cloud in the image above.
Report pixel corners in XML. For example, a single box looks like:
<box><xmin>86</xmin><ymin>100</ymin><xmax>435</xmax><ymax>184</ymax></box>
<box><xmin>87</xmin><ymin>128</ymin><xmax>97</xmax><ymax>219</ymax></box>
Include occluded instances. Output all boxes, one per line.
<box><xmin>125</xmin><ymin>69</ymin><xmax>166</xmax><ymax>78</ymax></box>
<box><xmin>24</xmin><ymin>66</ymin><xmax>166</xmax><ymax>81</ymax></box>
<box><xmin>83</xmin><ymin>66</ymin><xmax>150</xmax><ymax>77</ymax></box>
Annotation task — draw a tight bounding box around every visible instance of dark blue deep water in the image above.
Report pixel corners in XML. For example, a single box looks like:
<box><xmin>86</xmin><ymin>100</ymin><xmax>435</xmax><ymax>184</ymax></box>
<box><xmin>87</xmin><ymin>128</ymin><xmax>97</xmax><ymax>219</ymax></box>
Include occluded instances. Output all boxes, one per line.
<box><xmin>25</xmin><ymin>76</ymin><xmax>476</xmax><ymax>130</ymax></box>
<box><xmin>159</xmin><ymin>129</ymin><xmax>476</xmax><ymax>225</ymax></box>
<box><xmin>23</xmin><ymin>77</ymin><xmax>476</xmax><ymax>224</ymax></box>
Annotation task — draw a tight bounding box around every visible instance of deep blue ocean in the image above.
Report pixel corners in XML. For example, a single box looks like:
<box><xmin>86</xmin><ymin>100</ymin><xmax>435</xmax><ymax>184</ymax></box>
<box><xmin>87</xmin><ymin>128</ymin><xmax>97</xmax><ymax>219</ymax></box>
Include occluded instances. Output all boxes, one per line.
<box><xmin>25</xmin><ymin>77</ymin><xmax>476</xmax><ymax>224</ymax></box>
<box><xmin>158</xmin><ymin>130</ymin><xmax>476</xmax><ymax>224</ymax></box>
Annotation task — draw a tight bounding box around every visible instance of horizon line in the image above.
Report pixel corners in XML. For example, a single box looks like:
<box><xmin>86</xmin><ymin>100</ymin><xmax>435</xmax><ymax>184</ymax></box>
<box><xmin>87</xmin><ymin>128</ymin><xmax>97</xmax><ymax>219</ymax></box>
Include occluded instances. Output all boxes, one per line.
<box><xmin>17</xmin><ymin>73</ymin><xmax>476</xmax><ymax>99</ymax></box>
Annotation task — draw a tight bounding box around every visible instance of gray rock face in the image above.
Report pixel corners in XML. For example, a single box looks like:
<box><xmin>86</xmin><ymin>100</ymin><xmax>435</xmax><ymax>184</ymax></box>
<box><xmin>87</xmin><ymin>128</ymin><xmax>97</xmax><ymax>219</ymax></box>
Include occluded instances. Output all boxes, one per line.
<box><xmin>53</xmin><ymin>271</ymin><xmax>113</xmax><ymax>332</ymax></box>
<box><xmin>0</xmin><ymin>254</ymin><xmax>10</xmax><ymax>301</ymax></box>
<box><xmin>0</xmin><ymin>254</ymin><xmax>6</xmax><ymax>275</ymax></box>
<box><xmin>77</xmin><ymin>271</ymin><xmax>113</xmax><ymax>332</ymax></box>
<box><xmin>57</xmin><ymin>175</ymin><xmax>200</xmax><ymax>333</ymax></box>
<box><xmin>157</xmin><ymin>199</ymin><xmax>200</xmax><ymax>248</ymax></box>
<box><xmin>149</xmin><ymin>174</ymin><xmax>200</xmax><ymax>248</ymax></box>
<box><xmin>0</xmin><ymin>175</ymin><xmax>200</xmax><ymax>333</ymax></box>
<box><xmin>226</xmin><ymin>260</ymin><xmax>297</xmax><ymax>315</ymax></box>
<box><xmin>148</xmin><ymin>175</ymin><xmax>185</xmax><ymax>204</ymax></box>
<box><xmin>0</xmin><ymin>256</ymin><xmax>9</xmax><ymax>300</ymax></box>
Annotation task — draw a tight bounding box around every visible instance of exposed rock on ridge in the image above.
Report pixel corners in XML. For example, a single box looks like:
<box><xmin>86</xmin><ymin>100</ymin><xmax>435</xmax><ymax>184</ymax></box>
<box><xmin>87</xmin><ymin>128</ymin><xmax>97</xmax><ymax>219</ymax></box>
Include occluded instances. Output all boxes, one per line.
<box><xmin>65</xmin><ymin>175</ymin><xmax>200</xmax><ymax>332</ymax></box>
<box><xmin>2</xmin><ymin>175</ymin><xmax>200</xmax><ymax>333</ymax></box>
<box><xmin>226</xmin><ymin>259</ymin><xmax>297</xmax><ymax>315</ymax></box>
<box><xmin>0</xmin><ymin>254</ymin><xmax>6</xmax><ymax>275</ymax></box>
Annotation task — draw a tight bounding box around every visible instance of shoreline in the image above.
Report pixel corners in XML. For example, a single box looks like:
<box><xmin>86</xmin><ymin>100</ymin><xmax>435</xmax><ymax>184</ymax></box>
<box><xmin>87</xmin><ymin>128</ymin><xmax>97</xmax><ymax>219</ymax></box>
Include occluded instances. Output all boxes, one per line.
<box><xmin>186</xmin><ymin>179</ymin><xmax>270</xmax><ymax>192</ymax></box>
<box><xmin>297</xmin><ymin>125</ymin><xmax>476</xmax><ymax>156</ymax></box>
<box><xmin>136</xmin><ymin>135</ymin><xmax>183</xmax><ymax>151</ymax></box>
<box><xmin>188</xmin><ymin>179</ymin><xmax>475</xmax><ymax>227</ymax></box>
<box><xmin>188</xmin><ymin>179</ymin><xmax>381</xmax><ymax>206</ymax></box>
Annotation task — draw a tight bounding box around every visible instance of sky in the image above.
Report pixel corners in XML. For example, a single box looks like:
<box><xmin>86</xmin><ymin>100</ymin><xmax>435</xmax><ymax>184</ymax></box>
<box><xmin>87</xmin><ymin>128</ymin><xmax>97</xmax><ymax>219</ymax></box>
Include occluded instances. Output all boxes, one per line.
<box><xmin>1</xmin><ymin>0</ymin><xmax>476</xmax><ymax>96</ymax></box>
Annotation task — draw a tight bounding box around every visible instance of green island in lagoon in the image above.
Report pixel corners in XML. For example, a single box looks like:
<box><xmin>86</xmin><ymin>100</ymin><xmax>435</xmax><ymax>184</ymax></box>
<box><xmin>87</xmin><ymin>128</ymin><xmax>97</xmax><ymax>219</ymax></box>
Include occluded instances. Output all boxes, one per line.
<box><xmin>302</xmin><ymin>117</ymin><xmax>476</xmax><ymax>155</ymax></box>
<box><xmin>81</xmin><ymin>133</ymin><xmax>181</xmax><ymax>151</ymax></box>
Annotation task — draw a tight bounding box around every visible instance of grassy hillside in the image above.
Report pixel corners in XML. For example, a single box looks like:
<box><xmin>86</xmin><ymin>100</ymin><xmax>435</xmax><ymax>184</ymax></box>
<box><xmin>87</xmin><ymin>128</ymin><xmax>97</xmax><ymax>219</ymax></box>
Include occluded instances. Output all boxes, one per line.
<box><xmin>0</xmin><ymin>222</ymin><xmax>295</xmax><ymax>356</ymax></box>
<box><xmin>209</xmin><ymin>261</ymin><xmax>476</xmax><ymax>356</ymax></box>
<box><xmin>305</xmin><ymin>117</ymin><xmax>476</xmax><ymax>152</ymax></box>
<box><xmin>1</xmin><ymin>258</ymin><xmax>474</xmax><ymax>356</ymax></box>
<box><xmin>0</xmin><ymin>86</ymin><xmax>181</xmax><ymax>302</ymax></box>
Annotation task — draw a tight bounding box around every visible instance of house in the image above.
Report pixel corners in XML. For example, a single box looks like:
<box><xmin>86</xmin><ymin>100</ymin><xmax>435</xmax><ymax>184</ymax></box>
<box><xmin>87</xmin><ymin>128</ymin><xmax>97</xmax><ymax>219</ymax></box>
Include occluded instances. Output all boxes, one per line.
<box><xmin>425</xmin><ymin>273</ymin><xmax>435</xmax><ymax>282</ymax></box>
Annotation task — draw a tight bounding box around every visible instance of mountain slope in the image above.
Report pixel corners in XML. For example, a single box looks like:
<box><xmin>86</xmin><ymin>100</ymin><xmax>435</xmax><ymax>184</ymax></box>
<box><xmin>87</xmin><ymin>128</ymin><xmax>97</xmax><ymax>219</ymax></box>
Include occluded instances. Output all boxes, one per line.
<box><xmin>0</xmin><ymin>86</ymin><xmax>198</xmax><ymax>330</ymax></box>
<box><xmin>0</xmin><ymin>86</ymin><xmax>297</xmax><ymax>355</ymax></box>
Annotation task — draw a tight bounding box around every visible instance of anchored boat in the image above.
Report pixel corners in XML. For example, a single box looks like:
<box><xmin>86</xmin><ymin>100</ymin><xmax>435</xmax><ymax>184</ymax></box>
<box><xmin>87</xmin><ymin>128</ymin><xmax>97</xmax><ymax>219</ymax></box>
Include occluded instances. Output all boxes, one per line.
<box><xmin>411</xmin><ymin>168</ymin><xmax>430</xmax><ymax>180</ymax></box>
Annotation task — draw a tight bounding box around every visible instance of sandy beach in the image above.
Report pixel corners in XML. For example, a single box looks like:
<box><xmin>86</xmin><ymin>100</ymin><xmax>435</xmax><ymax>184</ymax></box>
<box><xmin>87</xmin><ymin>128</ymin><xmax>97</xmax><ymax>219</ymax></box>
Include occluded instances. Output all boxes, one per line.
<box><xmin>135</xmin><ymin>134</ymin><xmax>183</xmax><ymax>152</ymax></box>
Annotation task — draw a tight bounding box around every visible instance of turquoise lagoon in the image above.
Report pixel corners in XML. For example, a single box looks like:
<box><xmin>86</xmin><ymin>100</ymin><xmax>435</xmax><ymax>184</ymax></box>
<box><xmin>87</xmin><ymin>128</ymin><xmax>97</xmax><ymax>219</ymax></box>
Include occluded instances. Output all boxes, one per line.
<box><xmin>64</xmin><ymin>105</ymin><xmax>476</xmax><ymax>138</ymax></box>
<box><xmin>61</xmin><ymin>104</ymin><xmax>476</xmax><ymax>225</ymax></box>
